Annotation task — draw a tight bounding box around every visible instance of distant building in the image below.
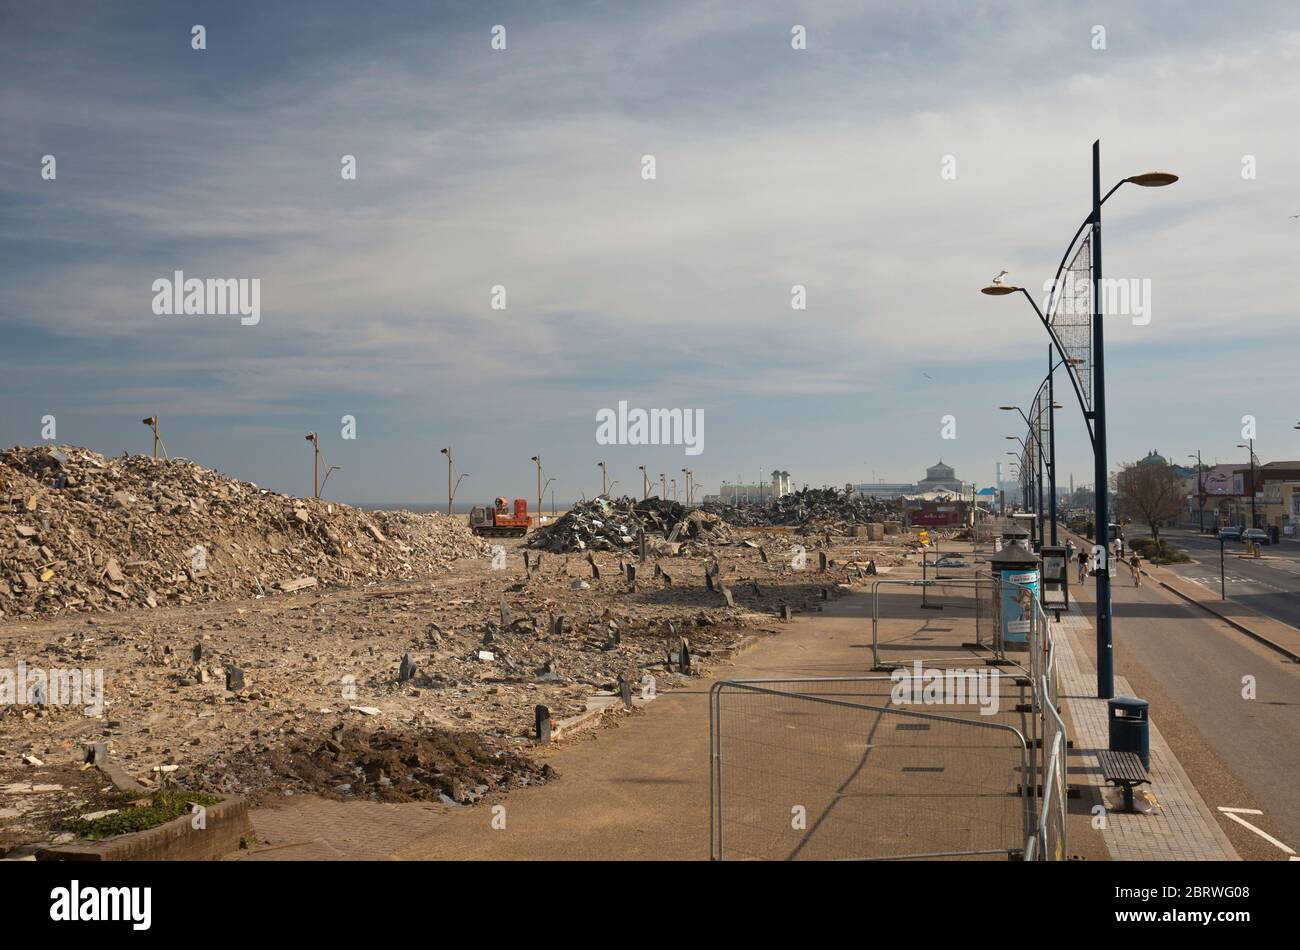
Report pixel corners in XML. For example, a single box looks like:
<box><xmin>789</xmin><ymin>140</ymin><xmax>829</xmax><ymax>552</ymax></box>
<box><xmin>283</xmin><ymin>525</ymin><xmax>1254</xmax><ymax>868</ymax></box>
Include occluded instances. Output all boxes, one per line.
<box><xmin>708</xmin><ymin>481</ymin><xmax>776</xmax><ymax>505</ymax></box>
<box><xmin>1138</xmin><ymin>448</ymin><xmax>1193</xmax><ymax>479</ymax></box>
<box><xmin>857</xmin><ymin>482</ymin><xmax>916</xmax><ymax>499</ymax></box>
<box><xmin>770</xmin><ymin>469</ymin><xmax>792</xmax><ymax>498</ymax></box>
<box><xmin>916</xmin><ymin>461</ymin><xmax>965</xmax><ymax>493</ymax></box>
<box><xmin>855</xmin><ymin>460</ymin><xmax>967</xmax><ymax>499</ymax></box>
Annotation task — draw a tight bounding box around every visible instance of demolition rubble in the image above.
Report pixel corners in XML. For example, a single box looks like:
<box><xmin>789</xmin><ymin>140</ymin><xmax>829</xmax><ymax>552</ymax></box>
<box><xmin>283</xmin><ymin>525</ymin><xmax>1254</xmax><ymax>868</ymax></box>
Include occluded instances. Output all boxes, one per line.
<box><xmin>526</xmin><ymin>496</ymin><xmax>732</xmax><ymax>554</ymax></box>
<box><xmin>0</xmin><ymin>447</ymin><xmax>923</xmax><ymax>854</ymax></box>
<box><xmin>0</xmin><ymin>445</ymin><xmax>489</xmax><ymax>619</ymax></box>
<box><xmin>703</xmin><ymin>486</ymin><xmax>900</xmax><ymax>534</ymax></box>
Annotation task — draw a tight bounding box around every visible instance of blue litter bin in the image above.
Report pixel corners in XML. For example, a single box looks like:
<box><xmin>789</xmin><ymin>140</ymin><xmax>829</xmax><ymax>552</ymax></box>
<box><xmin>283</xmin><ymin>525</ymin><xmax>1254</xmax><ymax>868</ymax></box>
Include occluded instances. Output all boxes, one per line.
<box><xmin>1108</xmin><ymin>698</ymin><xmax>1150</xmax><ymax>770</ymax></box>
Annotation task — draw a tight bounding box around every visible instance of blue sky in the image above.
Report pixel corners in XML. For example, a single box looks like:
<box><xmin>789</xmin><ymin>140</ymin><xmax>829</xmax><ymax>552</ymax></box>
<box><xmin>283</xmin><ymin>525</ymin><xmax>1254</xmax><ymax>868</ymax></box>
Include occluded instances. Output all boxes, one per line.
<box><xmin>3</xmin><ymin>1</ymin><xmax>1299</xmax><ymax>505</ymax></box>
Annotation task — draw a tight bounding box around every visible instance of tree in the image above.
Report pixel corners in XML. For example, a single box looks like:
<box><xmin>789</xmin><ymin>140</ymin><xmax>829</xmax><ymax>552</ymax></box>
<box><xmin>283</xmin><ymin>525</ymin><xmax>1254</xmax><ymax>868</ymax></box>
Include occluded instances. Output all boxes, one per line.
<box><xmin>1115</xmin><ymin>461</ymin><xmax>1184</xmax><ymax>544</ymax></box>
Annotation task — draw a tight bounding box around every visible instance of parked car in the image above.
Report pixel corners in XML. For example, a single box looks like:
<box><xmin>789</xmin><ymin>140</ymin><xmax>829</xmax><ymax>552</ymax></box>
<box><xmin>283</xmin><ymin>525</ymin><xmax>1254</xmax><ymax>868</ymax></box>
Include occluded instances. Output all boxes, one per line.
<box><xmin>1217</xmin><ymin>526</ymin><xmax>1244</xmax><ymax>541</ymax></box>
<box><xmin>935</xmin><ymin>556</ymin><xmax>969</xmax><ymax>568</ymax></box>
<box><xmin>1243</xmin><ymin>528</ymin><xmax>1269</xmax><ymax>545</ymax></box>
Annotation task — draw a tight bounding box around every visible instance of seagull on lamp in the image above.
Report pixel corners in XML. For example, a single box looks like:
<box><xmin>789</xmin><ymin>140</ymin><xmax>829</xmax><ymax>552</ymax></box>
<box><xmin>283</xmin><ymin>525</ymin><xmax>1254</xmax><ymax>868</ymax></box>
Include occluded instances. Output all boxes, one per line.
<box><xmin>992</xmin><ymin>270</ymin><xmax>1009</xmax><ymax>284</ymax></box>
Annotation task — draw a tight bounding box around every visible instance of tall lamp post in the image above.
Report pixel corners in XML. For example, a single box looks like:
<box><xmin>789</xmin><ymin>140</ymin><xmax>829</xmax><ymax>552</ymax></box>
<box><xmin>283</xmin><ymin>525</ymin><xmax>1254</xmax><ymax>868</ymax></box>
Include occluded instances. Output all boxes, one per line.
<box><xmin>1002</xmin><ymin>352</ymin><xmax>1075</xmax><ymax>547</ymax></box>
<box><xmin>1007</xmin><ymin>437</ymin><xmax>1038</xmax><ymax>532</ymax></box>
<box><xmin>1188</xmin><ymin>451</ymin><xmax>1204</xmax><ymax>533</ymax></box>
<box><xmin>1236</xmin><ymin>441</ymin><xmax>1259</xmax><ymax>528</ymax></box>
<box><xmin>306</xmin><ymin>432</ymin><xmax>320</xmax><ymax>499</ymax></box>
<box><xmin>597</xmin><ymin>461</ymin><xmax>608</xmax><ymax>497</ymax></box>
<box><xmin>531</xmin><ymin>456</ymin><xmax>543</xmax><ymax>520</ymax></box>
<box><xmin>981</xmin><ymin>142</ymin><xmax>1177</xmax><ymax>699</ymax></box>
<box><xmin>141</xmin><ymin>416</ymin><xmax>168</xmax><ymax>460</ymax></box>
<box><xmin>440</xmin><ymin>447</ymin><xmax>455</xmax><ymax>516</ymax></box>
<box><xmin>1006</xmin><ymin>452</ymin><xmax>1024</xmax><ymax>510</ymax></box>
<box><xmin>639</xmin><ymin>465</ymin><xmax>649</xmax><ymax>500</ymax></box>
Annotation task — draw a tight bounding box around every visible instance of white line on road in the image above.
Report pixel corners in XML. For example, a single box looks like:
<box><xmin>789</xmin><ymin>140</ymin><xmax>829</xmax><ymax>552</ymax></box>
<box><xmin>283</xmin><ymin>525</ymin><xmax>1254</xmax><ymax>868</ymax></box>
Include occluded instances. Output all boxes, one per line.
<box><xmin>1217</xmin><ymin>807</ymin><xmax>1297</xmax><ymax>855</ymax></box>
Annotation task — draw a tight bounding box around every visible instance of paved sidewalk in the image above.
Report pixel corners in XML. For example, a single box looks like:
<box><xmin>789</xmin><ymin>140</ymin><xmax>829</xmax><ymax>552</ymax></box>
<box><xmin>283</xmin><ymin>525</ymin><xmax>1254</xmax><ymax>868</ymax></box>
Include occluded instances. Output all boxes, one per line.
<box><xmin>1054</xmin><ymin>604</ymin><xmax>1239</xmax><ymax>861</ymax></box>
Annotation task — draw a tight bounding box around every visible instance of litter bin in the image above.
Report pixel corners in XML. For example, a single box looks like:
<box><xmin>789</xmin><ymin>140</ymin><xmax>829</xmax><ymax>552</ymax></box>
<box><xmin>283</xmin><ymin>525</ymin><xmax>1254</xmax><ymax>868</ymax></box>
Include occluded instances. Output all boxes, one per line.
<box><xmin>1108</xmin><ymin>698</ymin><xmax>1150</xmax><ymax>770</ymax></box>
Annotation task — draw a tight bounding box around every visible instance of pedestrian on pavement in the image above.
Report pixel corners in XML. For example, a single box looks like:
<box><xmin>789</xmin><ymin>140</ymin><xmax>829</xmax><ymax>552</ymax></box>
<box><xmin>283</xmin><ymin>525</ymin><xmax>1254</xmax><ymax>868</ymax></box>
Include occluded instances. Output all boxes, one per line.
<box><xmin>1128</xmin><ymin>552</ymin><xmax>1141</xmax><ymax>586</ymax></box>
<box><xmin>1077</xmin><ymin>549</ymin><xmax>1088</xmax><ymax>583</ymax></box>
<box><xmin>1066</xmin><ymin>539</ymin><xmax>1075</xmax><ymax>563</ymax></box>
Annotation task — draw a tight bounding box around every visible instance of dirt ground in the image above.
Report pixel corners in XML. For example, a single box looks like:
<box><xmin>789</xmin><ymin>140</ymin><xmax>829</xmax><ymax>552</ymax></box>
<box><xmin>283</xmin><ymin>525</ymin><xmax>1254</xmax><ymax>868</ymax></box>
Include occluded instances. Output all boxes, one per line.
<box><xmin>0</xmin><ymin>526</ymin><xmax>926</xmax><ymax>853</ymax></box>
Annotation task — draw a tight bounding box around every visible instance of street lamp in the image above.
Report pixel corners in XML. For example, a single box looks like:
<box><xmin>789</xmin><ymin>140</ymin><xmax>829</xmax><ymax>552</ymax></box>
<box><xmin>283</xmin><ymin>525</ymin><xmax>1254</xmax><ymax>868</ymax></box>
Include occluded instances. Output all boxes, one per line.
<box><xmin>1001</xmin><ymin>349</ymin><xmax>1073</xmax><ymax>547</ymax></box>
<box><xmin>639</xmin><ymin>465</ymin><xmax>649</xmax><ymax>500</ymax></box>
<box><xmin>531</xmin><ymin>456</ymin><xmax>543</xmax><ymax>522</ymax></box>
<box><xmin>1188</xmin><ymin>452</ymin><xmax>1204</xmax><ymax>533</ymax></box>
<box><xmin>597</xmin><ymin>461</ymin><xmax>608</xmax><ymax>497</ymax></box>
<box><xmin>1006</xmin><ymin>451</ymin><xmax>1025</xmax><ymax>511</ymax></box>
<box><xmin>539</xmin><ymin>477</ymin><xmax>555</xmax><ymax>519</ymax></box>
<box><xmin>1237</xmin><ymin>442</ymin><xmax>1258</xmax><ymax>529</ymax></box>
<box><xmin>681</xmin><ymin>468</ymin><xmax>693</xmax><ymax>505</ymax></box>
<box><xmin>440</xmin><ymin>447</ymin><xmax>457</xmax><ymax>516</ymax></box>
<box><xmin>141</xmin><ymin>416</ymin><xmax>168</xmax><ymax>460</ymax></box>
<box><xmin>305</xmin><ymin>432</ymin><xmax>320</xmax><ymax>498</ymax></box>
<box><xmin>982</xmin><ymin>142</ymin><xmax>1177</xmax><ymax>700</ymax></box>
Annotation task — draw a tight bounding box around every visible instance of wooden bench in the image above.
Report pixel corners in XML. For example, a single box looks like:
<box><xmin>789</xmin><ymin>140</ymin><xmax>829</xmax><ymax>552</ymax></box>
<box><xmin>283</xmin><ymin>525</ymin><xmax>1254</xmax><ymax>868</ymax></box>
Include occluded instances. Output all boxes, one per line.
<box><xmin>1097</xmin><ymin>749</ymin><xmax>1149</xmax><ymax>813</ymax></box>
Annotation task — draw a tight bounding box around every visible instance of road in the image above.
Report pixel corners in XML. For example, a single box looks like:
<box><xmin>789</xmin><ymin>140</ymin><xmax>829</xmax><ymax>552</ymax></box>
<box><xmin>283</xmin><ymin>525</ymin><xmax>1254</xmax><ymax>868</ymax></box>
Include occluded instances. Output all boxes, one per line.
<box><xmin>1071</xmin><ymin>559</ymin><xmax>1300</xmax><ymax>860</ymax></box>
<box><xmin>1153</xmin><ymin>527</ymin><xmax>1300</xmax><ymax>629</ymax></box>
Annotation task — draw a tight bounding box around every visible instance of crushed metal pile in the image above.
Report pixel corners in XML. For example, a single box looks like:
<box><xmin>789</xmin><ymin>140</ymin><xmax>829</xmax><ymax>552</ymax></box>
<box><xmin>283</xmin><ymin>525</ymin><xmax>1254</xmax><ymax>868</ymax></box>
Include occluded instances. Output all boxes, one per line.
<box><xmin>0</xmin><ymin>445</ymin><xmax>489</xmax><ymax>618</ymax></box>
<box><xmin>703</xmin><ymin>487</ymin><xmax>899</xmax><ymax>533</ymax></box>
<box><xmin>526</xmin><ymin>496</ymin><xmax>732</xmax><ymax>554</ymax></box>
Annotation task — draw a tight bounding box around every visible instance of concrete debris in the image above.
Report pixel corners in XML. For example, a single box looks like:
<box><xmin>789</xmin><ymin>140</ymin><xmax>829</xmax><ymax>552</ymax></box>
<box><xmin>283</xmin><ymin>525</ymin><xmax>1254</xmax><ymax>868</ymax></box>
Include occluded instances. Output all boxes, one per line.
<box><xmin>702</xmin><ymin>487</ymin><xmax>899</xmax><ymax>534</ymax></box>
<box><xmin>0</xmin><ymin>444</ymin><xmax>489</xmax><ymax>618</ymax></box>
<box><xmin>527</xmin><ymin>495</ymin><xmax>732</xmax><ymax>554</ymax></box>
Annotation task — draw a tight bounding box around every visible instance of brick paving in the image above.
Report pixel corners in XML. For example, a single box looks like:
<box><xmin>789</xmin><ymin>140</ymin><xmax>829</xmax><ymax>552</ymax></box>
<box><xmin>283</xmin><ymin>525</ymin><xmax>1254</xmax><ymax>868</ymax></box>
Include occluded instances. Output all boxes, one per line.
<box><xmin>1054</xmin><ymin>604</ymin><xmax>1238</xmax><ymax>861</ymax></box>
<box><xmin>234</xmin><ymin>799</ymin><xmax>442</xmax><ymax>861</ymax></box>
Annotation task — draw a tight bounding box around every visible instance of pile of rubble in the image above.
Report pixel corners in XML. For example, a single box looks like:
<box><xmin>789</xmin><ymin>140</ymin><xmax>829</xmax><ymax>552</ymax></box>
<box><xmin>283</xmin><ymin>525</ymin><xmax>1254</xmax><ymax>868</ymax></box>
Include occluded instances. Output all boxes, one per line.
<box><xmin>526</xmin><ymin>496</ymin><xmax>732</xmax><ymax>554</ymax></box>
<box><xmin>0</xmin><ymin>445</ymin><xmax>489</xmax><ymax>618</ymax></box>
<box><xmin>704</xmin><ymin>487</ymin><xmax>899</xmax><ymax>533</ymax></box>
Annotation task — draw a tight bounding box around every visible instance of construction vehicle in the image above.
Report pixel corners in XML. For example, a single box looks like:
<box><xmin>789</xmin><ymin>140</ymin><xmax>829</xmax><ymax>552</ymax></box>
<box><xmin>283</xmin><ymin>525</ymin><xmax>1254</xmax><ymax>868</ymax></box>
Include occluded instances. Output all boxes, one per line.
<box><xmin>468</xmin><ymin>497</ymin><xmax>532</xmax><ymax>538</ymax></box>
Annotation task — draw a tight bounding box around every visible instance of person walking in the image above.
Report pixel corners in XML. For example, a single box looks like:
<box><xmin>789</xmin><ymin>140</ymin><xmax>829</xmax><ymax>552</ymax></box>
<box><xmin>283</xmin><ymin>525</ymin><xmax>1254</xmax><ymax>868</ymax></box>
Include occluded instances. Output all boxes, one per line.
<box><xmin>1128</xmin><ymin>552</ymin><xmax>1141</xmax><ymax>587</ymax></box>
<box><xmin>1066</xmin><ymin>539</ymin><xmax>1075</xmax><ymax>563</ymax></box>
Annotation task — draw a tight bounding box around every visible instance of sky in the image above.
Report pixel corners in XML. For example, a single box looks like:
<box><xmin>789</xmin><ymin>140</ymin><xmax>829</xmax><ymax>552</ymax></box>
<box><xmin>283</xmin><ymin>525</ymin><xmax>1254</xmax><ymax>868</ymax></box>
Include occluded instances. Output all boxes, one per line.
<box><xmin>2</xmin><ymin>1</ymin><xmax>1299</xmax><ymax>506</ymax></box>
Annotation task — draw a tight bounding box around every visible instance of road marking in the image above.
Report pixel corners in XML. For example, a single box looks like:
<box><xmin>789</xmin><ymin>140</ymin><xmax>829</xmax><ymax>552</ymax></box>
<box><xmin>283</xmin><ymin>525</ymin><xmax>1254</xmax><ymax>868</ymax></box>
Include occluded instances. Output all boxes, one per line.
<box><xmin>1217</xmin><ymin>807</ymin><xmax>1297</xmax><ymax>855</ymax></box>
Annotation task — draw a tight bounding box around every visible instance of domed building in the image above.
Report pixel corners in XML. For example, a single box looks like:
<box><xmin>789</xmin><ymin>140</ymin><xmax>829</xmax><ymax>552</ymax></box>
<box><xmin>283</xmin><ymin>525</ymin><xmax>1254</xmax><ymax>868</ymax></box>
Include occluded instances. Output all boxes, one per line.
<box><xmin>916</xmin><ymin>460</ymin><xmax>964</xmax><ymax>493</ymax></box>
<box><xmin>1137</xmin><ymin>449</ymin><xmax>1168</xmax><ymax>467</ymax></box>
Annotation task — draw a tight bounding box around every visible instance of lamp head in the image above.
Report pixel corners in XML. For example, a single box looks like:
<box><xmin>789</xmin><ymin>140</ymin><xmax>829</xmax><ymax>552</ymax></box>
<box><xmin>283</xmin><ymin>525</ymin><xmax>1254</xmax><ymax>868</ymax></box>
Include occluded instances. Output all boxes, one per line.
<box><xmin>1126</xmin><ymin>171</ymin><xmax>1178</xmax><ymax>187</ymax></box>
